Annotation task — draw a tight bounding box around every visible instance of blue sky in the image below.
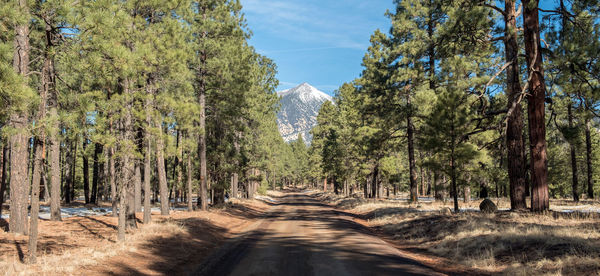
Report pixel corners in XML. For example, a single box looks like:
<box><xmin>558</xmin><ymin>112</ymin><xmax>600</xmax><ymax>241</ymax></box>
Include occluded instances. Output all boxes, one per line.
<box><xmin>240</xmin><ymin>0</ymin><xmax>395</xmax><ymax>96</ymax></box>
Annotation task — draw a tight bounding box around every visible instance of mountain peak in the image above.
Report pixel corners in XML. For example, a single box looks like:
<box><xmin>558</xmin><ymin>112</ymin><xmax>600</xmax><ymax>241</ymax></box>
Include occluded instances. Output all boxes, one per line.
<box><xmin>276</xmin><ymin>82</ymin><xmax>333</xmax><ymax>144</ymax></box>
<box><xmin>278</xmin><ymin>83</ymin><xmax>332</xmax><ymax>103</ymax></box>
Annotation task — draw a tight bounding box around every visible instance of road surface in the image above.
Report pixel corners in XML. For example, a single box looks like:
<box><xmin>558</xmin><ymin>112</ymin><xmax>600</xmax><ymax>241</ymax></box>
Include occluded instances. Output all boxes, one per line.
<box><xmin>192</xmin><ymin>192</ymin><xmax>445</xmax><ymax>276</ymax></box>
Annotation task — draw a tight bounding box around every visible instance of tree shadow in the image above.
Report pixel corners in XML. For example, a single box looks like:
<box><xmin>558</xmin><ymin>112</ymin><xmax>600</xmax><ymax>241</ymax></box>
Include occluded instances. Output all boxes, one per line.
<box><xmin>95</xmin><ymin>216</ymin><xmax>232</xmax><ymax>275</ymax></box>
<box><xmin>0</xmin><ymin>218</ymin><xmax>7</xmax><ymax>232</ymax></box>
<box><xmin>364</xmin><ymin>205</ymin><xmax>600</xmax><ymax>275</ymax></box>
<box><xmin>84</xmin><ymin>216</ymin><xmax>118</xmax><ymax>230</ymax></box>
<box><xmin>98</xmin><ymin>192</ymin><xmax>459</xmax><ymax>275</ymax></box>
<box><xmin>14</xmin><ymin>240</ymin><xmax>24</xmax><ymax>262</ymax></box>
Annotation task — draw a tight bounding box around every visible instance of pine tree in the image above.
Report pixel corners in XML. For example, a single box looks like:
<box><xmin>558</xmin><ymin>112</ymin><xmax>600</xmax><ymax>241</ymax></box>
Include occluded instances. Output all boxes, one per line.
<box><xmin>421</xmin><ymin>88</ymin><xmax>480</xmax><ymax>212</ymax></box>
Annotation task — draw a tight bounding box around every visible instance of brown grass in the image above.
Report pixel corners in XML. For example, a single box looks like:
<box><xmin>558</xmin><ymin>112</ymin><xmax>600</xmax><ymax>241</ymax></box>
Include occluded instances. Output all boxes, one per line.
<box><xmin>0</xmin><ymin>200</ymin><xmax>266</xmax><ymax>275</ymax></box>
<box><xmin>317</xmin><ymin>193</ymin><xmax>600</xmax><ymax>275</ymax></box>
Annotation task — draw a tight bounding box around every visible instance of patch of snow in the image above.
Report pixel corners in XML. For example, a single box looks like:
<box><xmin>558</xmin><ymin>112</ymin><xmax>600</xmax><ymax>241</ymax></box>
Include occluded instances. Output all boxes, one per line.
<box><xmin>0</xmin><ymin>205</ymin><xmax>193</xmax><ymax>220</ymax></box>
<box><xmin>255</xmin><ymin>195</ymin><xmax>278</xmax><ymax>204</ymax></box>
<box><xmin>278</xmin><ymin>83</ymin><xmax>332</xmax><ymax>104</ymax></box>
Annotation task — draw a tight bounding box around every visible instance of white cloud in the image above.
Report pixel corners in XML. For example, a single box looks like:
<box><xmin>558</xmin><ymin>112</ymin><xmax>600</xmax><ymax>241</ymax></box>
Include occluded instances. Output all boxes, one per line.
<box><xmin>241</xmin><ymin>0</ymin><xmax>383</xmax><ymax>50</ymax></box>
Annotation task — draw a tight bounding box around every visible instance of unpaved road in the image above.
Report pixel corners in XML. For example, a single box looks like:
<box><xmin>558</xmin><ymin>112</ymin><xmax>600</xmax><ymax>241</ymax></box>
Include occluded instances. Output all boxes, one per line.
<box><xmin>192</xmin><ymin>192</ymin><xmax>445</xmax><ymax>276</ymax></box>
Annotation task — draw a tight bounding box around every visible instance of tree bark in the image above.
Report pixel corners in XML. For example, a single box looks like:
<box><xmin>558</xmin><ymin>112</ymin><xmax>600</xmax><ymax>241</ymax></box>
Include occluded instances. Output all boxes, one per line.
<box><xmin>8</xmin><ymin>0</ymin><xmax>31</xmax><ymax>235</ymax></box>
<box><xmin>109</xmin><ymin>145</ymin><xmax>117</xmax><ymax>217</ymax></box>
<box><xmin>187</xmin><ymin>148</ymin><xmax>193</xmax><ymax>211</ymax></box>
<box><xmin>118</xmin><ymin>78</ymin><xmax>137</xmax><ymax>241</ymax></box>
<box><xmin>231</xmin><ymin>173</ymin><xmax>238</xmax><ymax>199</ymax></box>
<box><xmin>523</xmin><ymin>0</ymin><xmax>550</xmax><ymax>211</ymax></box>
<box><xmin>83</xmin><ymin>139</ymin><xmax>90</xmax><ymax>204</ymax></box>
<box><xmin>567</xmin><ymin>102</ymin><xmax>579</xmax><ymax>202</ymax></box>
<box><xmin>198</xmin><ymin>90</ymin><xmax>208</xmax><ymax>210</ymax></box>
<box><xmin>69</xmin><ymin>139</ymin><xmax>77</xmax><ymax>202</ymax></box>
<box><xmin>143</xmin><ymin>95</ymin><xmax>152</xmax><ymax>224</ymax></box>
<box><xmin>585</xmin><ymin>117</ymin><xmax>594</xmax><ymax>199</ymax></box>
<box><xmin>231</xmin><ymin>137</ymin><xmax>240</xmax><ymax>199</ymax></box>
<box><xmin>176</xmin><ymin>129</ymin><xmax>183</xmax><ymax>206</ymax></box>
<box><xmin>371</xmin><ymin>164</ymin><xmax>379</xmax><ymax>198</ymax></box>
<box><xmin>196</xmin><ymin>7</ymin><xmax>209</xmax><ymax>211</ymax></box>
<box><xmin>91</xmin><ymin>143</ymin><xmax>103</xmax><ymax>204</ymax></box>
<box><xmin>0</xmin><ymin>144</ymin><xmax>7</xmax><ymax>219</ymax></box>
<box><xmin>407</xmin><ymin>95</ymin><xmax>418</xmax><ymax>203</ymax></box>
<box><xmin>451</xmin><ymin>150</ymin><xmax>458</xmax><ymax>213</ymax></box>
<box><xmin>28</xmin><ymin>136</ymin><xmax>43</xmax><ymax>263</ymax></box>
<box><xmin>463</xmin><ymin>175</ymin><xmax>471</xmax><ymax>203</ymax></box>
<box><xmin>505</xmin><ymin>0</ymin><xmax>528</xmax><ymax>210</ymax></box>
<box><xmin>156</xmin><ymin>120</ymin><xmax>169</xmax><ymax>215</ymax></box>
<box><xmin>134</xmin><ymin>160</ymin><xmax>142</xmax><ymax>212</ymax></box>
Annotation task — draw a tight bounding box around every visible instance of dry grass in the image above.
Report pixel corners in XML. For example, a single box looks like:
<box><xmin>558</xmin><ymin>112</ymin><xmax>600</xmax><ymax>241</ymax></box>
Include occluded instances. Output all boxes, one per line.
<box><xmin>1</xmin><ymin>221</ymin><xmax>187</xmax><ymax>275</ymax></box>
<box><xmin>320</xmin><ymin>194</ymin><xmax>600</xmax><ymax>275</ymax></box>
<box><xmin>0</xmin><ymin>200</ymin><xmax>265</xmax><ymax>275</ymax></box>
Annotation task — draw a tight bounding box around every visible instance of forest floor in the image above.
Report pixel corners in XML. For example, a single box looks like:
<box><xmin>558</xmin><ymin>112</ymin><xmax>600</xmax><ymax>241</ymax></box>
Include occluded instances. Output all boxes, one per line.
<box><xmin>0</xmin><ymin>199</ymin><xmax>269</xmax><ymax>275</ymax></box>
<box><xmin>2</xmin><ymin>191</ymin><xmax>599</xmax><ymax>275</ymax></box>
<box><xmin>317</xmin><ymin>192</ymin><xmax>600</xmax><ymax>275</ymax></box>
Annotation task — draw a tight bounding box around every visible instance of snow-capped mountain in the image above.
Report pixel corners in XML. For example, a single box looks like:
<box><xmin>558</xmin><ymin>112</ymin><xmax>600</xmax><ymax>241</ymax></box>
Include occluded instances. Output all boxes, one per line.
<box><xmin>277</xmin><ymin>83</ymin><xmax>333</xmax><ymax>144</ymax></box>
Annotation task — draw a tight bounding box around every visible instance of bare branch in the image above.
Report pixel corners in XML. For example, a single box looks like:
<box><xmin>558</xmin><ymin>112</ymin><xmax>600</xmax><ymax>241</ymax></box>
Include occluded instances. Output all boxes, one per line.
<box><xmin>483</xmin><ymin>4</ymin><xmax>507</xmax><ymax>17</ymax></box>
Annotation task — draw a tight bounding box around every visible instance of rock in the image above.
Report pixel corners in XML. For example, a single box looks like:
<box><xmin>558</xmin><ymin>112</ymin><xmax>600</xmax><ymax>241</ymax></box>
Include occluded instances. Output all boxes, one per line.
<box><xmin>479</xmin><ymin>199</ymin><xmax>497</xmax><ymax>213</ymax></box>
<box><xmin>440</xmin><ymin>207</ymin><xmax>452</xmax><ymax>216</ymax></box>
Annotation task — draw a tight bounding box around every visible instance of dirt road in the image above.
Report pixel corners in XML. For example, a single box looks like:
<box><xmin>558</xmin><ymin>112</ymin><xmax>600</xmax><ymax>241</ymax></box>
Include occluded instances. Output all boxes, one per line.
<box><xmin>192</xmin><ymin>192</ymin><xmax>445</xmax><ymax>276</ymax></box>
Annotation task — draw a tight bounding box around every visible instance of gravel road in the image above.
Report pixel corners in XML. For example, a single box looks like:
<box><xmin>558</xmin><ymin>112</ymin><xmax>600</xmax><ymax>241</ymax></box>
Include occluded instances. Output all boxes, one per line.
<box><xmin>191</xmin><ymin>192</ymin><xmax>445</xmax><ymax>276</ymax></box>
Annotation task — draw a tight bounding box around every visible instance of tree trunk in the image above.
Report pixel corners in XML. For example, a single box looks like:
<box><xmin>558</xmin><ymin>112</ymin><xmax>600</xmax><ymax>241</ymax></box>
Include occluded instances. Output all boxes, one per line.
<box><xmin>8</xmin><ymin>0</ymin><xmax>31</xmax><ymax>235</ymax></box>
<box><xmin>433</xmin><ymin>171</ymin><xmax>441</xmax><ymax>200</ymax></box>
<box><xmin>143</xmin><ymin>134</ymin><xmax>152</xmax><ymax>223</ymax></box>
<box><xmin>197</xmin><ymin>19</ymin><xmax>209</xmax><ymax>211</ymax></box>
<box><xmin>198</xmin><ymin>90</ymin><xmax>208</xmax><ymax>210</ymax></box>
<box><xmin>0</xmin><ymin>144</ymin><xmax>7</xmax><ymax>219</ymax></box>
<box><xmin>134</xmin><ymin>160</ymin><xmax>142</xmax><ymax>212</ymax></box>
<box><xmin>91</xmin><ymin>143</ymin><xmax>103</xmax><ymax>205</ymax></box>
<box><xmin>568</xmin><ymin>102</ymin><xmax>579</xmax><ymax>202</ymax></box>
<box><xmin>464</xmin><ymin>175</ymin><xmax>471</xmax><ymax>203</ymax></box>
<box><xmin>109</xmin><ymin>145</ymin><xmax>117</xmax><ymax>217</ymax></box>
<box><xmin>231</xmin><ymin>173</ymin><xmax>238</xmax><ymax>199</ymax></box>
<box><xmin>451</xmin><ymin>151</ymin><xmax>458</xmax><ymax>212</ymax></box>
<box><xmin>505</xmin><ymin>0</ymin><xmax>528</xmax><ymax>210</ymax></box>
<box><xmin>143</xmin><ymin>89</ymin><xmax>153</xmax><ymax>223</ymax></box>
<box><xmin>118</xmin><ymin>78</ymin><xmax>137</xmax><ymax>241</ymax></box>
<box><xmin>176</xmin><ymin>130</ymin><xmax>183</xmax><ymax>206</ymax></box>
<box><xmin>407</xmin><ymin>95</ymin><xmax>418</xmax><ymax>203</ymax></box>
<box><xmin>231</xmin><ymin>137</ymin><xmax>240</xmax><ymax>199</ymax></box>
<box><xmin>28</xmin><ymin>136</ymin><xmax>43</xmax><ymax>263</ymax></box>
<box><xmin>523</xmin><ymin>132</ymin><xmax>531</xmax><ymax>197</ymax></box>
<box><xmin>371</xmin><ymin>165</ymin><xmax>379</xmax><ymax>198</ymax></box>
<box><xmin>187</xmin><ymin>148</ymin><xmax>193</xmax><ymax>211</ymax></box>
<box><xmin>523</xmin><ymin>0</ymin><xmax>549</xmax><ymax>211</ymax></box>
<box><xmin>156</xmin><ymin>121</ymin><xmax>169</xmax><ymax>215</ymax></box>
<box><xmin>83</xmin><ymin>139</ymin><xmax>90</xmax><ymax>204</ymax></box>
<box><xmin>69</xmin><ymin>140</ymin><xmax>77</xmax><ymax>202</ymax></box>
<box><xmin>48</xmin><ymin>107</ymin><xmax>61</xmax><ymax>220</ymax></box>
<box><xmin>585</xmin><ymin>117</ymin><xmax>594</xmax><ymax>199</ymax></box>
<box><xmin>63</xmin><ymin>139</ymin><xmax>72</xmax><ymax>203</ymax></box>
<box><xmin>126</xmin><ymin>162</ymin><xmax>137</xmax><ymax>229</ymax></box>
